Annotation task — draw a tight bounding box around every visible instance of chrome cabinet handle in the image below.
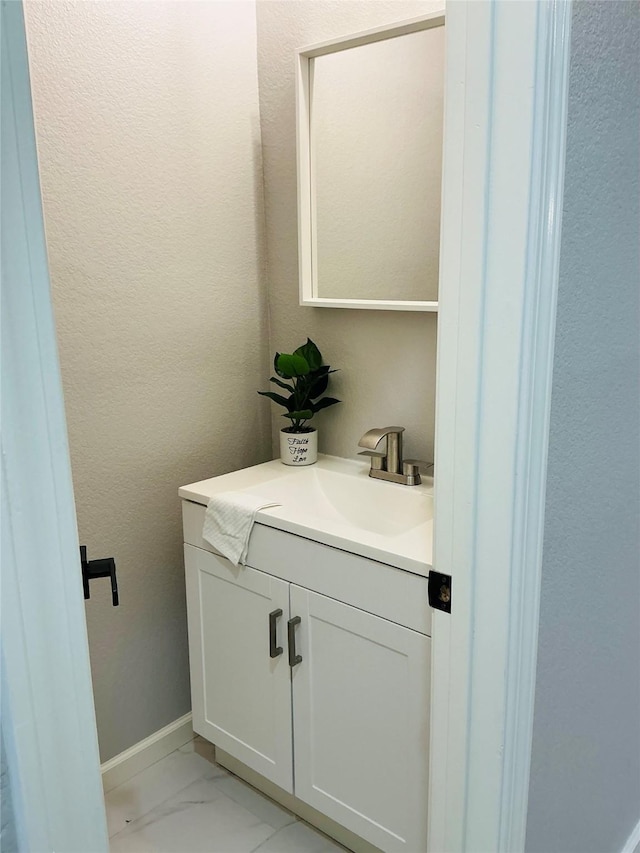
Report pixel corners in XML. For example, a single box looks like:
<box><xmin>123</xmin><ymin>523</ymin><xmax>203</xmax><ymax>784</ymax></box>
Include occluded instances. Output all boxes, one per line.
<box><xmin>269</xmin><ymin>609</ymin><xmax>283</xmax><ymax>658</ymax></box>
<box><xmin>287</xmin><ymin>616</ymin><xmax>302</xmax><ymax>667</ymax></box>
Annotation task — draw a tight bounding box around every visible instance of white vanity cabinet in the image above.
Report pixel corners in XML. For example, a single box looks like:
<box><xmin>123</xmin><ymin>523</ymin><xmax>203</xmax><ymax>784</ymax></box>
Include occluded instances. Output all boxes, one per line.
<box><xmin>182</xmin><ymin>494</ymin><xmax>432</xmax><ymax>853</ymax></box>
<box><xmin>184</xmin><ymin>545</ymin><xmax>294</xmax><ymax>792</ymax></box>
<box><xmin>291</xmin><ymin>586</ymin><xmax>430</xmax><ymax>852</ymax></box>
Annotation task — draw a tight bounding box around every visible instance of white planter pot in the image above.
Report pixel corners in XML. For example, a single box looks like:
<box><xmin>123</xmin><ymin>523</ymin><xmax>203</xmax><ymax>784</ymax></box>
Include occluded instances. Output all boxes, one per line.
<box><xmin>280</xmin><ymin>428</ymin><xmax>317</xmax><ymax>466</ymax></box>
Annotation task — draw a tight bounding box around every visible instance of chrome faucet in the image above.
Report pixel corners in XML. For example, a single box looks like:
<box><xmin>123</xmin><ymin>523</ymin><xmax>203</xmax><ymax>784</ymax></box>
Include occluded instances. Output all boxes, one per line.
<box><xmin>357</xmin><ymin>426</ymin><xmax>425</xmax><ymax>486</ymax></box>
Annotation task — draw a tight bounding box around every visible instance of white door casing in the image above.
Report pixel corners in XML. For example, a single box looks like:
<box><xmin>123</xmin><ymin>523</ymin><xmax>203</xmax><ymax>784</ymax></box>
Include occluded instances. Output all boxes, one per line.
<box><xmin>1</xmin><ymin>2</ymin><xmax>108</xmax><ymax>850</ymax></box>
<box><xmin>429</xmin><ymin>1</ymin><xmax>572</xmax><ymax>851</ymax></box>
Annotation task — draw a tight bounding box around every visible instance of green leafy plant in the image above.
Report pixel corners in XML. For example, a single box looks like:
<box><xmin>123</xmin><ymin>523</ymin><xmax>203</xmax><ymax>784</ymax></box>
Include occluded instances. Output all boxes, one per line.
<box><xmin>258</xmin><ymin>338</ymin><xmax>340</xmax><ymax>433</ymax></box>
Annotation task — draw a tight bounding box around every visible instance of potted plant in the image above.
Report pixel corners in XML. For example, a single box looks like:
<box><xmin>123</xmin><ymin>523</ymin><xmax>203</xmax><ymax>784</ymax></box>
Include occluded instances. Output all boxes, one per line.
<box><xmin>258</xmin><ymin>338</ymin><xmax>340</xmax><ymax>466</ymax></box>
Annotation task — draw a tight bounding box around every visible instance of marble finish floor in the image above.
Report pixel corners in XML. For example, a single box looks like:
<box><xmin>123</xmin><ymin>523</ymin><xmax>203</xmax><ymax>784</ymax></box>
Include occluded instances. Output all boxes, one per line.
<box><xmin>106</xmin><ymin>737</ymin><xmax>346</xmax><ymax>853</ymax></box>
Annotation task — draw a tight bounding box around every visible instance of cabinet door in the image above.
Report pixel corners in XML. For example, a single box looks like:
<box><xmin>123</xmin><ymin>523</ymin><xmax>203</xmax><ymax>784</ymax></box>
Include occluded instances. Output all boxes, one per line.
<box><xmin>291</xmin><ymin>586</ymin><xmax>430</xmax><ymax>853</ymax></box>
<box><xmin>184</xmin><ymin>544</ymin><xmax>293</xmax><ymax>792</ymax></box>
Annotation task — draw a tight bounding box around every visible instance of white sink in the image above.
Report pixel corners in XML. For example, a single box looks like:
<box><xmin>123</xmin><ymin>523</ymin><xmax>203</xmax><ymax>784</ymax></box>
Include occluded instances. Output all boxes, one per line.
<box><xmin>179</xmin><ymin>455</ymin><xmax>434</xmax><ymax>575</ymax></box>
<box><xmin>250</xmin><ymin>466</ymin><xmax>431</xmax><ymax>536</ymax></box>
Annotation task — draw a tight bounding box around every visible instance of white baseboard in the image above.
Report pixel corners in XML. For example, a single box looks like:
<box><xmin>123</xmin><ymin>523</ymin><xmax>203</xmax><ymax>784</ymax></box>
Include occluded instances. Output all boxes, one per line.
<box><xmin>100</xmin><ymin>712</ymin><xmax>194</xmax><ymax>793</ymax></box>
<box><xmin>622</xmin><ymin>817</ymin><xmax>640</xmax><ymax>853</ymax></box>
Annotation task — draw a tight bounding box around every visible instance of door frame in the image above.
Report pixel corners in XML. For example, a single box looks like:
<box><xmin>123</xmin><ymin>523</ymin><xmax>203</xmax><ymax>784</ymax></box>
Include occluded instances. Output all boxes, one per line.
<box><xmin>1</xmin><ymin>0</ymin><xmax>573</xmax><ymax>850</ymax></box>
<box><xmin>1</xmin><ymin>2</ymin><xmax>108</xmax><ymax>850</ymax></box>
<box><xmin>429</xmin><ymin>1</ymin><xmax>572</xmax><ymax>851</ymax></box>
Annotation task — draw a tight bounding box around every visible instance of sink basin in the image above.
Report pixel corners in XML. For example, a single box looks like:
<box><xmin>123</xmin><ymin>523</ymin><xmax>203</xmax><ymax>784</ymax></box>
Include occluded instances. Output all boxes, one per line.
<box><xmin>178</xmin><ymin>455</ymin><xmax>434</xmax><ymax>574</ymax></box>
<box><xmin>250</xmin><ymin>466</ymin><xmax>431</xmax><ymax>537</ymax></box>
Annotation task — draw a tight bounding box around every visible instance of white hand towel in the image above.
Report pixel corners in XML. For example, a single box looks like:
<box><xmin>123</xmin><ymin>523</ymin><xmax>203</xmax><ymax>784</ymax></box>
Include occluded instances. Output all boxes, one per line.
<box><xmin>202</xmin><ymin>491</ymin><xmax>281</xmax><ymax>567</ymax></box>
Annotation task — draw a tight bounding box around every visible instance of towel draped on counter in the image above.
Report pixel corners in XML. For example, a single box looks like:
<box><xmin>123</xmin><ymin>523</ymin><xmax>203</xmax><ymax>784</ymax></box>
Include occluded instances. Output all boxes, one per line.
<box><xmin>202</xmin><ymin>491</ymin><xmax>281</xmax><ymax>566</ymax></box>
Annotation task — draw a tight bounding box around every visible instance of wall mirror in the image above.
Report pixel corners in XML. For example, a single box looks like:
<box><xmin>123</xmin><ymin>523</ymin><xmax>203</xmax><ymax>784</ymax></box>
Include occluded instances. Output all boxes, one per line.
<box><xmin>296</xmin><ymin>12</ymin><xmax>445</xmax><ymax>311</ymax></box>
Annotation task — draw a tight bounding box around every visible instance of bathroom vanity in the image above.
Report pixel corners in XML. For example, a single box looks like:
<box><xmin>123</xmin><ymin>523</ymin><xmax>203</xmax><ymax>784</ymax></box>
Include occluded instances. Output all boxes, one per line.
<box><xmin>180</xmin><ymin>456</ymin><xmax>434</xmax><ymax>853</ymax></box>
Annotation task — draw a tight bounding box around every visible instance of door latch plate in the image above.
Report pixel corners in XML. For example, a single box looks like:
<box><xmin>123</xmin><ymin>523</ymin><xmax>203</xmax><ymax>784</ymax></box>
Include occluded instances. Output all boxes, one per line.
<box><xmin>428</xmin><ymin>571</ymin><xmax>452</xmax><ymax>613</ymax></box>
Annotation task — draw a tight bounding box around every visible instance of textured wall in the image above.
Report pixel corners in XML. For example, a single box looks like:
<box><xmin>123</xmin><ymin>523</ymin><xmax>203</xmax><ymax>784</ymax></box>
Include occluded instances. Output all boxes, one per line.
<box><xmin>526</xmin><ymin>2</ymin><xmax>640</xmax><ymax>851</ymax></box>
<box><xmin>25</xmin><ymin>0</ymin><xmax>271</xmax><ymax>761</ymax></box>
<box><xmin>256</xmin><ymin>0</ymin><xmax>442</xmax><ymax>463</ymax></box>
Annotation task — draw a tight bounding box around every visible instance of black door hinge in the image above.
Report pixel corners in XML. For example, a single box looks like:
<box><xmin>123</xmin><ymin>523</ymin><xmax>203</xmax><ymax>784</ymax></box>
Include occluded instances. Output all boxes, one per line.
<box><xmin>428</xmin><ymin>571</ymin><xmax>451</xmax><ymax>613</ymax></box>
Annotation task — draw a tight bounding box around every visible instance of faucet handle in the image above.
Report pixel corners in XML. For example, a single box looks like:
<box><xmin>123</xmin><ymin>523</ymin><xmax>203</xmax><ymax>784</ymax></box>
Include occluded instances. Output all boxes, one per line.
<box><xmin>403</xmin><ymin>459</ymin><xmax>434</xmax><ymax>479</ymax></box>
<box><xmin>358</xmin><ymin>449</ymin><xmax>385</xmax><ymax>471</ymax></box>
<box><xmin>403</xmin><ymin>459</ymin><xmax>434</xmax><ymax>473</ymax></box>
<box><xmin>402</xmin><ymin>459</ymin><xmax>425</xmax><ymax>486</ymax></box>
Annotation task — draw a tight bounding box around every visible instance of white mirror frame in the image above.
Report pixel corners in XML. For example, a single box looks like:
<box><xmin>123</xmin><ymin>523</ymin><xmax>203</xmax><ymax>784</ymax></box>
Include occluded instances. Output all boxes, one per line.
<box><xmin>296</xmin><ymin>12</ymin><xmax>445</xmax><ymax>312</ymax></box>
